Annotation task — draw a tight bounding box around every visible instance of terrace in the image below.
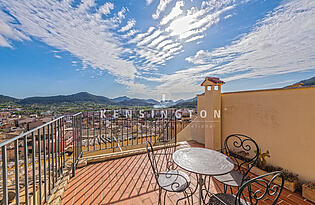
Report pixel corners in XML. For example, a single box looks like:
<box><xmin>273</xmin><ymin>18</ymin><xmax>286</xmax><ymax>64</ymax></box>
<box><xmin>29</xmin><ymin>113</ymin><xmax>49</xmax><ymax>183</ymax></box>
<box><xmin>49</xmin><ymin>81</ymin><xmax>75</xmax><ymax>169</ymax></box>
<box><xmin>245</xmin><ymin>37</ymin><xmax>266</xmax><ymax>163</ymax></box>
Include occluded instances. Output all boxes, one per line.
<box><xmin>0</xmin><ymin>77</ymin><xmax>314</xmax><ymax>205</ymax></box>
<box><xmin>61</xmin><ymin>141</ymin><xmax>311</xmax><ymax>205</ymax></box>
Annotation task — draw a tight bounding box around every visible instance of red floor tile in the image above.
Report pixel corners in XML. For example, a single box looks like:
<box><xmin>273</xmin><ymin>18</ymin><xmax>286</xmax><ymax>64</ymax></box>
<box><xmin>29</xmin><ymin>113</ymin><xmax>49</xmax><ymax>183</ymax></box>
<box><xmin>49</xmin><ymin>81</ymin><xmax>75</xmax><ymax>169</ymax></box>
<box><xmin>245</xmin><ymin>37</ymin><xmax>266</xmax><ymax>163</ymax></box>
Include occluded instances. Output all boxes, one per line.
<box><xmin>61</xmin><ymin>141</ymin><xmax>308</xmax><ymax>205</ymax></box>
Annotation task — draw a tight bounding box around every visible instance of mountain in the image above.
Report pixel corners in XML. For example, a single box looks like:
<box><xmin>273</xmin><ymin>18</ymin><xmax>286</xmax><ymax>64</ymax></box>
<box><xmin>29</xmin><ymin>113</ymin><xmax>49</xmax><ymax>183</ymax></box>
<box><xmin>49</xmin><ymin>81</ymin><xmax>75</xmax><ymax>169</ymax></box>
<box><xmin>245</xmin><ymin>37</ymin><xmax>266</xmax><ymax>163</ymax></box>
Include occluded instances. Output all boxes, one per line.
<box><xmin>16</xmin><ymin>92</ymin><xmax>157</xmax><ymax>106</ymax></box>
<box><xmin>298</xmin><ymin>76</ymin><xmax>315</xmax><ymax>86</ymax></box>
<box><xmin>175</xmin><ymin>99</ymin><xmax>185</xmax><ymax>104</ymax></box>
<box><xmin>144</xmin><ymin>99</ymin><xmax>159</xmax><ymax>104</ymax></box>
<box><xmin>0</xmin><ymin>95</ymin><xmax>19</xmax><ymax>103</ymax></box>
<box><xmin>19</xmin><ymin>92</ymin><xmax>113</xmax><ymax>105</ymax></box>
<box><xmin>112</xmin><ymin>96</ymin><xmax>130</xmax><ymax>103</ymax></box>
<box><xmin>118</xmin><ymin>98</ymin><xmax>155</xmax><ymax>106</ymax></box>
<box><xmin>284</xmin><ymin>76</ymin><xmax>315</xmax><ymax>88</ymax></box>
<box><xmin>172</xmin><ymin>97</ymin><xmax>197</xmax><ymax>108</ymax></box>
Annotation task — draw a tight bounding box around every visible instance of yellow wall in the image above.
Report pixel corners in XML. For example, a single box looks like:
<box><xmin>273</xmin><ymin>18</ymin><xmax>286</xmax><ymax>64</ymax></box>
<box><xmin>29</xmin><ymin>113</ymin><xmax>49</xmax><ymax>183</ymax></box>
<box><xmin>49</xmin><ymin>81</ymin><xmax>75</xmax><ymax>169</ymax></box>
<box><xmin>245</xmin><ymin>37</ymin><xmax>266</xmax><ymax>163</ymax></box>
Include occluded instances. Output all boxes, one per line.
<box><xmin>177</xmin><ymin>117</ymin><xmax>204</xmax><ymax>142</ymax></box>
<box><xmin>177</xmin><ymin>86</ymin><xmax>315</xmax><ymax>181</ymax></box>
<box><xmin>221</xmin><ymin>87</ymin><xmax>315</xmax><ymax>181</ymax></box>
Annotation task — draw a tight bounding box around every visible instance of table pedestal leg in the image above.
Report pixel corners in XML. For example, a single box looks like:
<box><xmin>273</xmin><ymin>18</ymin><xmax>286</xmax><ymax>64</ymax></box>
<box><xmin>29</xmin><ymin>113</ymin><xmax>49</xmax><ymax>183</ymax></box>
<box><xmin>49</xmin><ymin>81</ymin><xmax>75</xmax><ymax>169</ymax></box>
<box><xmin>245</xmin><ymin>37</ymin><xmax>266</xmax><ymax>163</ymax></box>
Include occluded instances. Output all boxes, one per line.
<box><xmin>198</xmin><ymin>174</ymin><xmax>204</xmax><ymax>205</ymax></box>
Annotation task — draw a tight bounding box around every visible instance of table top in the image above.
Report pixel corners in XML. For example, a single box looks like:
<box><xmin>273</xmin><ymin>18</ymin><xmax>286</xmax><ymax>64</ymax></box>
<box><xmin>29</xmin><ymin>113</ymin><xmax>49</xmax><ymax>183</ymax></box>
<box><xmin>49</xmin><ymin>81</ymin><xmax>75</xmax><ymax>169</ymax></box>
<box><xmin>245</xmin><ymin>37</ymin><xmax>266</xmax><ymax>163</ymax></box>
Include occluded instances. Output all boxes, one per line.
<box><xmin>172</xmin><ymin>147</ymin><xmax>234</xmax><ymax>176</ymax></box>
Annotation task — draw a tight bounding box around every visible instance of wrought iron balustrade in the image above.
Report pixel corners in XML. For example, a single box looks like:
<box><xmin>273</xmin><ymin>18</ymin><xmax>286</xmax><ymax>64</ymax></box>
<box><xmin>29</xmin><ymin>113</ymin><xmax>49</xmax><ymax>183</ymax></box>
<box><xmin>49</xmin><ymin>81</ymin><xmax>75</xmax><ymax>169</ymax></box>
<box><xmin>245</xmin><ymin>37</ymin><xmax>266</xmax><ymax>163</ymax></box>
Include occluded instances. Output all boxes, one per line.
<box><xmin>0</xmin><ymin>110</ymin><xmax>178</xmax><ymax>204</ymax></box>
<box><xmin>70</xmin><ymin>111</ymin><xmax>178</xmax><ymax>175</ymax></box>
<box><xmin>0</xmin><ymin>116</ymin><xmax>66</xmax><ymax>205</ymax></box>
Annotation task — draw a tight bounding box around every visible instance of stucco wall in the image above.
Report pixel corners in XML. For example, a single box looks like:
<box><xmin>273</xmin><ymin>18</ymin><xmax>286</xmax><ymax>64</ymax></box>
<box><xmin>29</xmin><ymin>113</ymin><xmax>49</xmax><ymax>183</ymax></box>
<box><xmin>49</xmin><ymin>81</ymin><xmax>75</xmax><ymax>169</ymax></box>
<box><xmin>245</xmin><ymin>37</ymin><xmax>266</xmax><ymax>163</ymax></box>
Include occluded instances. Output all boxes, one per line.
<box><xmin>221</xmin><ymin>87</ymin><xmax>315</xmax><ymax>181</ymax></box>
<box><xmin>177</xmin><ymin>117</ymin><xmax>204</xmax><ymax>142</ymax></box>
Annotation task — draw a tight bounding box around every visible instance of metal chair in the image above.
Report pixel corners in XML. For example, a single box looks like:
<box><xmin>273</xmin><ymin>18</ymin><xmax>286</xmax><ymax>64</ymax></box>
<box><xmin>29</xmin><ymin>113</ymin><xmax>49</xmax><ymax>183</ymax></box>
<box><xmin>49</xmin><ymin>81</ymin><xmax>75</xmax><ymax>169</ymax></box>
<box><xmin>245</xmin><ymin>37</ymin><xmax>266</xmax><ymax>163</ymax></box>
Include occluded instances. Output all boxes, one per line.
<box><xmin>203</xmin><ymin>171</ymin><xmax>284</xmax><ymax>205</ymax></box>
<box><xmin>145</xmin><ymin>141</ymin><xmax>193</xmax><ymax>205</ymax></box>
<box><xmin>214</xmin><ymin>134</ymin><xmax>260</xmax><ymax>193</ymax></box>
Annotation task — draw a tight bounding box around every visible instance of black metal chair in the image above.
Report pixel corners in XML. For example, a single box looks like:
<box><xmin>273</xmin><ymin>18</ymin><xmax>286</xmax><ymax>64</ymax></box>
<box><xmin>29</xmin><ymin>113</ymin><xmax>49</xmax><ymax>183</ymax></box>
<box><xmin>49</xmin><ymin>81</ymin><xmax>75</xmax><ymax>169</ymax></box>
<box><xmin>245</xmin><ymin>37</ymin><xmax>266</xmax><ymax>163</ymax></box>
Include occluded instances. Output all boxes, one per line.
<box><xmin>202</xmin><ymin>171</ymin><xmax>284</xmax><ymax>205</ymax></box>
<box><xmin>214</xmin><ymin>134</ymin><xmax>260</xmax><ymax>193</ymax></box>
<box><xmin>145</xmin><ymin>141</ymin><xmax>193</xmax><ymax>205</ymax></box>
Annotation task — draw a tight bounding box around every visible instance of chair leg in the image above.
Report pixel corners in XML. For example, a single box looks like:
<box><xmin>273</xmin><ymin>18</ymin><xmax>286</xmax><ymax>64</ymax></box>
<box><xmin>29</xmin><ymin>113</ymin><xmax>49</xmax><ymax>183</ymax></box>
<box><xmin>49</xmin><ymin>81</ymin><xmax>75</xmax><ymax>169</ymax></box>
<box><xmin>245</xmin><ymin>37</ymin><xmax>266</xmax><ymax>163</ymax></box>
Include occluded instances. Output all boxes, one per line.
<box><xmin>223</xmin><ymin>184</ymin><xmax>228</xmax><ymax>193</ymax></box>
<box><xmin>163</xmin><ymin>190</ymin><xmax>168</xmax><ymax>205</ymax></box>
<box><xmin>229</xmin><ymin>186</ymin><xmax>233</xmax><ymax>194</ymax></box>
<box><xmin>158</xmin><ymin>187</ymin><xmax>162</xmax><ymax>205</ymax></box>
<box><xmin>176</xmin><ymin>191</ymin><xmax>187</xmax><ymax>205</ymax></box>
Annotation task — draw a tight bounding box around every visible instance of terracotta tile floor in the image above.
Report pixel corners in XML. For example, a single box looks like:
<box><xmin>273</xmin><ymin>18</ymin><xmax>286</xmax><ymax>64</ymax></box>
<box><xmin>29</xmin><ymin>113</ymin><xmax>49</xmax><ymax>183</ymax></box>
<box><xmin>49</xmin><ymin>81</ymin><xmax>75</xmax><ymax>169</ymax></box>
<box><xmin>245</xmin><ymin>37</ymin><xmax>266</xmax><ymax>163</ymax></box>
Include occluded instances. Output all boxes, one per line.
<box><xmin>61</xmin><ymin>141</ymin><xmax>314</xmax><ymax>205</ymax></box>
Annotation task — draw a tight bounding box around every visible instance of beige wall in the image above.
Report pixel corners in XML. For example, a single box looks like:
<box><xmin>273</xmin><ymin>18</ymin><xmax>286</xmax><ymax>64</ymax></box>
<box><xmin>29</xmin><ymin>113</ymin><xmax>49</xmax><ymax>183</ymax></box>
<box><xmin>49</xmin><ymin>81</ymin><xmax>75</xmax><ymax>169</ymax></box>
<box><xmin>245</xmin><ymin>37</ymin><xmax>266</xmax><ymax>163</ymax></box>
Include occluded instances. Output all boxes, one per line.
<box><xmin>177</xmin><ymin>117</ymin><xmax>204</xmax><ymax>142</ymax></box>
<box><xmin>177</xmin><ymin>86</ymin><xmax>315</xmax><ymax>181</ymax></box>
<box><xmin>221</xmin><ymin>87</ymin><xmax>315</xmax><ymax>181</ymax></box>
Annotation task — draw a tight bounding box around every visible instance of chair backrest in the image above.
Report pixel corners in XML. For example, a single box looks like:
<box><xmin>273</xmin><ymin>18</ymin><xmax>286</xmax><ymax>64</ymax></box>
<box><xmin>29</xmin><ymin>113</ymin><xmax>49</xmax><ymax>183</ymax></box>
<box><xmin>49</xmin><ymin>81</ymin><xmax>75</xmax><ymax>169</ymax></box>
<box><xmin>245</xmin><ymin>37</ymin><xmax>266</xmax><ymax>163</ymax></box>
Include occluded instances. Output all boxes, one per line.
<box><xmin>236</xmin><ymin>171</ymin><xmax>284</xmax><ymax>205</ymax></box>
<box><xmin>224</xmin><ymin>134</ymin><xmax>260</xmax><ymax>179</ymax></box>
<box><xmin>145</xmin><ymin>141</ymin><xmax>159</xmax><ymax>179</ymax></box>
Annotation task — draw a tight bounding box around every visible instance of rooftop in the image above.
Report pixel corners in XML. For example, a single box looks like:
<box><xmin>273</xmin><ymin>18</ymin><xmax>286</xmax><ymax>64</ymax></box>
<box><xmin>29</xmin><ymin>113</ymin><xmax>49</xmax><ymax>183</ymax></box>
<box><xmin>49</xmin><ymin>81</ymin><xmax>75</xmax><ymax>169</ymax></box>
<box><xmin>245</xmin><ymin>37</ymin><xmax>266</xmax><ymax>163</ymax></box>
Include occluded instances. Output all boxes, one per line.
<box><xmin>61</xmin><ymin>141</ymin><xmax>311</xmax><ymax>205</ymax></box>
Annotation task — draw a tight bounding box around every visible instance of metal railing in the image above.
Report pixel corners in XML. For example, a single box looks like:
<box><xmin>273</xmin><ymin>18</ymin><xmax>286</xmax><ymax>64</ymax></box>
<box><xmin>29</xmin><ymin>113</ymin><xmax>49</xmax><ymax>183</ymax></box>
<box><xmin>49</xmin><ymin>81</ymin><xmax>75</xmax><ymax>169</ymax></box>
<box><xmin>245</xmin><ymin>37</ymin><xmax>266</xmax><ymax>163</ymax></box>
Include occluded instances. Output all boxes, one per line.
<box><xmin>0</xmin><ymin>116</ymin><xmax>66</xmax><ymax>205</ymax></box>
<box><xmin>0</xmin><ymin>111</ymin><xmax>178</xmax><ymax>203</ymax></box>
<box><xmin>71</xmin><ymin>113</ymin><xmax>82</xmax><ymax>177</ymax></box>
<box><xmin>71</xmin><ymin>111</ymin><xmax>178</xmax><ymax>176</ymax></box>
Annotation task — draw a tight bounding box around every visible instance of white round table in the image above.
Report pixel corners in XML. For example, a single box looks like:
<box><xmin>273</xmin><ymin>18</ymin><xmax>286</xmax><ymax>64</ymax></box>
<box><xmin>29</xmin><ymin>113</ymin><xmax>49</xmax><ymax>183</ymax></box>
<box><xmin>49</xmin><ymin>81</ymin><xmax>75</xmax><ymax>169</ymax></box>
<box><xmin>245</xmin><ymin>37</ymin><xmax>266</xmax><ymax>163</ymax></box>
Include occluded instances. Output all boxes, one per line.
<box><xmin>173</xmin><ymin>147</ymin><xmax>234</xmax><ymax>204</ymax></box>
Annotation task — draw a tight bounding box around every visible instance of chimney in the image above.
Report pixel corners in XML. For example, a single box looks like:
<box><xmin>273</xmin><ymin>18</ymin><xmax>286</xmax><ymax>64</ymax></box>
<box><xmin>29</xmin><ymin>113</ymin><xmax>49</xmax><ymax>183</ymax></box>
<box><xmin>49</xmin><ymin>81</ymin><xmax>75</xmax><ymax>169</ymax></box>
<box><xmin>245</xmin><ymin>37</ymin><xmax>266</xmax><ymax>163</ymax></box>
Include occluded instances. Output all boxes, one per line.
<box><xmin>197</xmin><ymin>77</ymin><xmax>224</xmax><ymax>149</ymax></box>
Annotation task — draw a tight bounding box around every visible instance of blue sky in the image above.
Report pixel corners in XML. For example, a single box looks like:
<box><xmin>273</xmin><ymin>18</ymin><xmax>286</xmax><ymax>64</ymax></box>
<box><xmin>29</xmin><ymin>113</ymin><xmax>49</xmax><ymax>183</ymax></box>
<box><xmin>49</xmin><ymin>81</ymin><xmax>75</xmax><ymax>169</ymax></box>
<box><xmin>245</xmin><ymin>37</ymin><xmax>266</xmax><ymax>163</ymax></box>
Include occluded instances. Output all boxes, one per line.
<box><xmin>0</xmin><ymin>0</ymin><xmax>314</xmax><ymax>100</ymax></box>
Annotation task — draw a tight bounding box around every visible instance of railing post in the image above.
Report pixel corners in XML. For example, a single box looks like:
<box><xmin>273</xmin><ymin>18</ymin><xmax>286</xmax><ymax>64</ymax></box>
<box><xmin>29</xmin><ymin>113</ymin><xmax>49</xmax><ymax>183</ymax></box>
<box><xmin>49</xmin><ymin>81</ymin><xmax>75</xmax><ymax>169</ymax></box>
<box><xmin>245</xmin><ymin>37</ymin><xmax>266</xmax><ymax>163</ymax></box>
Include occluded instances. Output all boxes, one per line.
<box><xmin>87</xmin><ymin>113</ymin><xmax>90</xmax><ymax>151</ymax></box>
<box><xmin>38</xmin><ymin>129</ymin><xmax>42</xmax><ymax>205</ymax></box>
<box><xmin>51</xmin><ymin>122</ymin><xmax>55</xmax><ymax>188</ymax></box>
<box><xmin>43</xmin><ymin>127</ymin><xmax>47</xmax><ymax>203</ymax></box>
<box><xmin>54</xmin><ymin>121</ymin><xmax>57</xmax><ymax>182</ymax></box>
<box><xmin>2</xmin><ymin>146</ymin><xmax>8</xmax><ymax>205</ymax></box>
<box><xmin>48</xmin><ymin>124</ymin><xmax>51</xmax><ymax>195</ymax></box>
<box><xmin>31</xmin><ymin>132</ymin><xmax>36</xmax><ymax>205</ymax></box>
<box><xmin>62</xmin><ymin>118</ymin><xmax>65</xmax><ymax>169</ymax></box>
<box><xmin>80</xmin><ymin>113</ymin><xmax>82</xmax><ymax>155</ymax></box>
<box><xmin>14</xmin><ymin>140</ymin><xmax>20</xmax><ymax>205</ymax></box>
<box><xmin>24</xmin><ymin>136</ymin><xmax>29</xmax><ymax>205</ymax></box>
<box><xmin>72</xmin><ymin>115</ymin><xmax>76</xmax><ymax>177</ymax></box>
<box><xmin>111</xmin><ymin>118</ymin><xmax>114</xmax><ymax>153</ymax></box>
<box><xmin>175</xmin><ymin>115</ymin><xmax>177</xmax><ymax>145</ymax></box>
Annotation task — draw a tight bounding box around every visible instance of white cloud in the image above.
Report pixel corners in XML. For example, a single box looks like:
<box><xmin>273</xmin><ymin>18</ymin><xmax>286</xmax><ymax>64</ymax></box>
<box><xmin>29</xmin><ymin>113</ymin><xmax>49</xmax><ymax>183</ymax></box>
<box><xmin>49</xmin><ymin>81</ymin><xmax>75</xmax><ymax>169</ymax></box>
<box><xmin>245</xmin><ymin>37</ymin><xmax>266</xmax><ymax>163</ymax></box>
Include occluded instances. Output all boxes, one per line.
<box><xmin>137</xmin><ymin>29</ymin><xmax>162</xmax><ymax>46</ymax></box>
<box><xmin>126</xmin><ymin>0</ymin><xmax>236</xmax><ymax>74</ymax></box>
<box><xmin>0</xmin><ymin>0</ymin><xmax>137</xmax><ymax>82</ymax></box>
<box><xmin>166</xmin><ymin>4</ymin><xmax>234</xmax><ymax>40</ymax></box>
<box><xmin>185</xmin><ymin>35</ymin><xmax>204</xmax><ymax>42</ymax></box>
<box><xmin>160</xmin><ymin>0</ymin><xmax>184</xmax><ymax>25</ymax></box>
<box><xmin>185</xmin><ymin>49</ymin><xmax>224</xmax><ymax>64</ymax></box>
<box><xmin>118</xmin><ymin>19</ymin><xmax>136</xmax><ymax>32</ymax></box>
<box><xmin>146</xmin><ymin>0</ymin><xmax>155</xmax><ymax>6</ymax></box>
<box><xmin>54</xmin><ymin>54</ymin><xmax>62</xmax><ymax>59</ymax></box>
<box><xmin>144</xmin><ymin>0</ymin><xmax>315</xmax><ymax>99</ymax></box>
<box><xmin>2</xmin><ymin>0</ymin><xmax>313</xmax><ymax>100</ymax></box>
<box><xmin>0</xmin><ymin>35</ymin><xmax>11</xmax><ymax>47</ymax></box>
<box><xmin>152</xmin><ymin>0</ymin><xmax>174</xmax><ymax>19</ymax></box>
<box><xmin>118</xmin><ymin>8</ymin><xmax>127</xmax><ymax>20</ymax></box>
<box><xmin>156</xmin><ymin>39</ymin><xmax>173</xmax><ymax>49</ymax></box>
<box><xmin>128</xmin><ymin>26</ymin><xmax>155</xmax><ymax>44</ymax></box>
<box><xmin>0</xmin><ymin>10</ymin><xmax>30</xmax><ymax>48</ymax></box>
<box><xmin>204</xmin><ymin>0</ymin><xmax>315</xmax><ymax>81</ymax></box>
<box><xmin>224</xmin><ymin>14</ymin><xmax>233</xmax><ymax>19</ymax></box>
<box><xmin>99</xmin><ymin>2</ymin><xmax>114</xmax><ymax>15</ymax></box>
<box><xmin>122</xmin><ymin>29</ymin><xmax>138</xmax><ymax>38</ymax></box>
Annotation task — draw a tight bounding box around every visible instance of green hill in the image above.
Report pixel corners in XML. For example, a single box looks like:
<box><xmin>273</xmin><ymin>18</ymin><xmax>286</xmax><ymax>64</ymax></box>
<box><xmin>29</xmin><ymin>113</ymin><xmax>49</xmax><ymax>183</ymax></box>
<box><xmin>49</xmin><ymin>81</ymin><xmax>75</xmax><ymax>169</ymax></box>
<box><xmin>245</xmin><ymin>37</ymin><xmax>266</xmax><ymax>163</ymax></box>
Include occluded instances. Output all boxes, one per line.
<box><xmin>299</xmin><ymin>76</ymin><xmax>315</xmax><ymax>86</ymax></box>
<box><xmin>16</xmin><ymin>92</ymin><xmax>157</xmax><ymax>106</ymax></box>
<box><xmin>0</xmin><ymin>95</ymin><xmax>19</xmax><ymax>103</ymax></box>
<box><xmin>19</xmin><ymin>92</ymin><xmax>112</xmax><ymax>105</ymax></box>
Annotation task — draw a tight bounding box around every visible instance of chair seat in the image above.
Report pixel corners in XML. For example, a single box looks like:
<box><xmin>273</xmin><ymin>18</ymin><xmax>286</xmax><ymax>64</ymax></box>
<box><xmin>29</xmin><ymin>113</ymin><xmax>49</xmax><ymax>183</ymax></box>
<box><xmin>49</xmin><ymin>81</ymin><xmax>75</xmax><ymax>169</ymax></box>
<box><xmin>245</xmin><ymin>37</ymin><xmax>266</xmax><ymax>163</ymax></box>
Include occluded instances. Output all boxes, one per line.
<box><xmin>214</xmin><ymin>169</ymin><xmax>244</xmax><ymax>187</ymax></box>
<box><xmin>157</xmin><ymin>170</ymin><xmax>190</xmax><ymax>192</ymax></box>
<box><xmin>208</xmin><ymin>193</ymin><xmax>246</xmax><ymax>205</ymax></box>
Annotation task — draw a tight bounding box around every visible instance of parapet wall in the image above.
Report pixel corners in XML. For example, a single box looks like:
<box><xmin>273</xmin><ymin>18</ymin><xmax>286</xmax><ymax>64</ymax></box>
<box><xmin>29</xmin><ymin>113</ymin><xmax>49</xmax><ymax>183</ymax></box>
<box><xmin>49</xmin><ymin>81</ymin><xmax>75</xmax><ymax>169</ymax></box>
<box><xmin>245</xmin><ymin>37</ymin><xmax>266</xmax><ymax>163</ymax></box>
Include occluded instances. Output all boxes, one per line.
<box><xmin>177</xmin><ymin>86</ymin><xmax>315</xmax><ymax>181</ymax></box>
<box><xmin>221</xmin><ymin>87</ymin><xmax>315</xmax><ymax>181</ymax></box>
